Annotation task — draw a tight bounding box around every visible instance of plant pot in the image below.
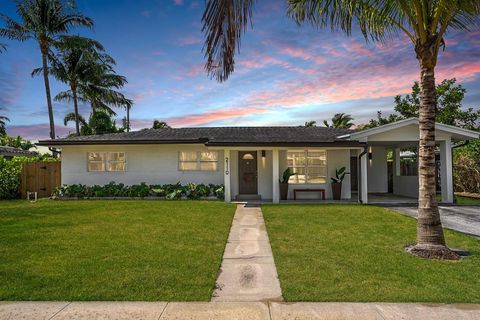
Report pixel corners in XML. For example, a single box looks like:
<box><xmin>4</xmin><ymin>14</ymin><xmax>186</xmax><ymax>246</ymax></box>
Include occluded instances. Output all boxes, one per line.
<box><xmin>331</xmin><ymin>182</ymin><xmax>342</xmax><ymax>200</ymax></box>
<box><xmin>279</xmin><ymin>182</ymin><xmax>289</xmax><ymax>200</ymax></box>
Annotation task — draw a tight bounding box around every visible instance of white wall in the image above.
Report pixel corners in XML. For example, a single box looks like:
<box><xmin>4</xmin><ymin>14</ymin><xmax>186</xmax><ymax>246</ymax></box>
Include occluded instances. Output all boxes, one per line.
<box><xmin>392</xmin><ymin>148</ymin><xmax>418</xmax><ymax>198</ymax></box>
<box><xmin>61</xmin><ymin>144</ymin><xmax>224</xmax><ymax>186</ymax></box>
<box><xmin>279</xmin><ymin>149</ymin><xmax>352</xmax><ymax>200</ymax></box>
<box><xmin>367</xmin><ymin>146</ymin><xmax>388</xmax><ymax>193</ymax></box>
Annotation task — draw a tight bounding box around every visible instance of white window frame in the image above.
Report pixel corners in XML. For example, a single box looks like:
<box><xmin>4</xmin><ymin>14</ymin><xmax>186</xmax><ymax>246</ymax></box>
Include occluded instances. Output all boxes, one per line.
<box><xmin>287</xmin><ymin>150</ymin><xmax>327</xmax><ymax>184</ymax></box>
<box><xmin>87</xmin><ymin>152</ymin><xmax>126</xmax><ymax>172</ymax></box>
<box><xmin>178</xmin><ymin>151</ymin><xmax>219</xmax><ymax>172</ymax></box>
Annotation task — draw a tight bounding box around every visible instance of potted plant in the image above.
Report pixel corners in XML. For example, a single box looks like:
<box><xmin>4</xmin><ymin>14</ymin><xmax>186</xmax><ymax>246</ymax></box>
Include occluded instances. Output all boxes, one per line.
<box><xmin>331</xmin><ymin>166</ymin><xmax>346</xmax><ymax>200</ymax></box>
<box><xmin>280</xmin><ymin>168</ymin><xmax>294</xmax><ymax>200</ymax></box>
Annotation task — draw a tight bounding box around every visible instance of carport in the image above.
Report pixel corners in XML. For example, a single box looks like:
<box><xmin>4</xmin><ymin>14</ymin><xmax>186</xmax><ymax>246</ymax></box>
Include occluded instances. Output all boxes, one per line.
<box><xmin>345</xmin><ymin>118</ymin><xmax>480</xmax><ymax>204</ymax></box>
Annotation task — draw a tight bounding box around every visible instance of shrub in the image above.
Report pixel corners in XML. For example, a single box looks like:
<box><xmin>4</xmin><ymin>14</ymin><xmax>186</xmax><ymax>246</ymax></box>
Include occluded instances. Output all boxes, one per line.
<box><xmin>53</xmin><ymin>182</ymin><xmax>225</xmax><ymax>200</ymax></box>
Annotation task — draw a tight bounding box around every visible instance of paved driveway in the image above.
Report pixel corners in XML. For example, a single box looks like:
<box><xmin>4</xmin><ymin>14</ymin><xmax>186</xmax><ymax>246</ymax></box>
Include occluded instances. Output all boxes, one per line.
<box><xmin>387</xmin><ymin>205</ymin><xmax>480</xmax><ymax>238</ymax></box>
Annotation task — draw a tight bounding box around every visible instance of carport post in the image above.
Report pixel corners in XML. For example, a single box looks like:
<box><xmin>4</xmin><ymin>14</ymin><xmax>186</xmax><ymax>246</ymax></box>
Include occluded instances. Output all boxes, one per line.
<box><xmin>439</xmin><ymin>139</ymin><xmax>454</xmax><ymax>203</ymax></box>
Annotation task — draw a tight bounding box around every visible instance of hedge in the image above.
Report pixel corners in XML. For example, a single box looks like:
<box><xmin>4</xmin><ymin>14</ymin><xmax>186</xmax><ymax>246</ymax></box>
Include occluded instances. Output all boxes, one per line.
<box><xmin>53</xmin><ymin>182</ymin><xmax>225</xmax><ymax>200</ymax></box>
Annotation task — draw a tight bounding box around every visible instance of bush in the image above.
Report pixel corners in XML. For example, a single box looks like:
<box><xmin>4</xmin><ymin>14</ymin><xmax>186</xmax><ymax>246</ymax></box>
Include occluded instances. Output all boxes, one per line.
<box><xmin>53</xmin><ymin>182</ymin><xmax>225</xmax><ymax>200</ymax></box>
<box><xmin>0</xmin><ymin>157</ymin><xmax>22</xmax><ymax>199</ymax></box>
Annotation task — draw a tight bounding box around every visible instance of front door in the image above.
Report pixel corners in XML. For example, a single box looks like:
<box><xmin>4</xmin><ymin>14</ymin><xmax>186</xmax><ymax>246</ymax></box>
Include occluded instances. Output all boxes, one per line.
<box><xmin>238</xmin><ymin>151</ymin><xmax>258</xmax><ymax>194</ymax></box>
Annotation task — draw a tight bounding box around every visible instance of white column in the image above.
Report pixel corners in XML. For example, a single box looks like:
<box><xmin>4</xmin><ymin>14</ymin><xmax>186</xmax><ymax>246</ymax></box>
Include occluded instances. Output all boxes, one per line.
<box><xmin>394</xmin><ymin>148</ymin><xmax>401</xmax><ymax>176</ymax></box>
<box><xmin>224</xmin><ymin>149</ymin><xmax>231</xmax><ymax>202</ymax></box>
<box><xmin>439</xmin><ymin>139</ymin><xmax>453</xmax><ymax>203</ymax></box>
<box><xmin>361</xmin><ymin>152</ymin><xmax>368</xmax><ymax>204</ymax></box>
<box><xmin>272</xmin><ymin>149</ymin><xmax>280</xmax><ymax>203</ymax></box>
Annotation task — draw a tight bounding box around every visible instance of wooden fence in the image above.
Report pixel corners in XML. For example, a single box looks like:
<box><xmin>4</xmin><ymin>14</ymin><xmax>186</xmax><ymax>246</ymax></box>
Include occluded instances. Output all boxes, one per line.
<box><xmin>19</xmin><ymin>162</ymin><xmax>61</xmax><ymax>199</ymax></box>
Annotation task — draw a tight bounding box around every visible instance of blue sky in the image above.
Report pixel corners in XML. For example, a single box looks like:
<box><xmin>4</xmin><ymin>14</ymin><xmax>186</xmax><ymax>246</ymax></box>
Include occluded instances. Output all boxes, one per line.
<box><xmin>1</xmin><ymin>0</ymin><xmax>479</xmax><ymax>141</ymax></box>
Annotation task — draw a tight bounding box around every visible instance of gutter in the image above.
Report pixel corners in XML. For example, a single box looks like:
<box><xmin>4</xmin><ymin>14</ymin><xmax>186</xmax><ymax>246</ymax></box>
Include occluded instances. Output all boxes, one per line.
<box><xmin>357</xmin><ymin>145</ymin><xmax>368</xmax><ymax>204</ymax></box>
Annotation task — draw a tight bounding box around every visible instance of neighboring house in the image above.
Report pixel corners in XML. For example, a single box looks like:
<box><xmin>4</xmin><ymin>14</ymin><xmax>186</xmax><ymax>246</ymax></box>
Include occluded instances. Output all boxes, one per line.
<box><xmin>0</xmin><ymin>146</ymin><xmax>38</xmax><ymax>160</ymax></box>
<box><xmin>38</xmin><ymin>118</ymin><xmax>479</xmax><ymax>204</ymax></box>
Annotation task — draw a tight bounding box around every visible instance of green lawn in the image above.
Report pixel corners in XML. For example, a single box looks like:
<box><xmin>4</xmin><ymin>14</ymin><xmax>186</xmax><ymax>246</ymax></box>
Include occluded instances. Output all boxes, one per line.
<box><xmin>0</xmin><ymin>200</ymin><xmax>235</xmax><ymax>301</ymax></box>
<box><xmin>263</xmin><ymin>204</ymin><xmax>480</xmax><ymax>303</ymax></box>
<box><xmin>455</xmin><ymin>196</ymin><xmax>480</xmax><ymax>205</ymax></box>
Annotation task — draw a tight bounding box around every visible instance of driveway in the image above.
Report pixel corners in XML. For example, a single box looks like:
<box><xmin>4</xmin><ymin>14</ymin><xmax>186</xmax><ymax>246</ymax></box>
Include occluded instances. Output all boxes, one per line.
<box><xmin>386</xmin><ymin>205</ymin><xmax>480</xmax><ymax>238</ymax></box>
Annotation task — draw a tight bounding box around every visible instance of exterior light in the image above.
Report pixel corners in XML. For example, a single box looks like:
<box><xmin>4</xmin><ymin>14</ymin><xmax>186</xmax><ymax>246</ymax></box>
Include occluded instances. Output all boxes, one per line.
<box><xmin>261</xmin><ymin>150</ymin><xmax>266</xmax><ymax>158</ymax></box>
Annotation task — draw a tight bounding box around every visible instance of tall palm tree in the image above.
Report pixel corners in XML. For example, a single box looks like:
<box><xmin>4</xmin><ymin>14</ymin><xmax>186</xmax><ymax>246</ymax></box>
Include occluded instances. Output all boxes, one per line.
<box><xmin>55</xmin><ymin>56</ymin><xmax>133</xmax><ymax>119</ymax></box>
<box><xmin>202</xmin><ymin>0</ymin><xmax>480</xmax><ymax>259</ymax></box>
<box><xmin>152</xmin><ymin>120</ymin><xmax>170</xmax><ymax>129</ymax></box>
<box><xmin>0</xmin><ymin>0</ymin><xmax>93</xmax><ymax>141</ymax></box>
<box><xmin>323</xmin><ymin>113</ymin><xmax>354</xmax><ymax>129</ymax></box>
<box><xmin>0</xmin><ymin>116</ymin><xmax>9</xmax><ymax>136</ymax></box>
<box><xmin>33</xmin><ymin>35</ymin><xmax>107</xmax><ymax>135</ymax></box>
<box><xmin>0</xmin><ymin>43</ymin><xmax>6</xmax><ymax>53</ymax></box>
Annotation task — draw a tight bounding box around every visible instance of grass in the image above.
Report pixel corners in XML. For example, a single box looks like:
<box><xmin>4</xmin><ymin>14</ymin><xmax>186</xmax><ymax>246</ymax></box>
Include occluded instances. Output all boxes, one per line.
<box><xmin>455</xmin><ymin>196</ymin><xmax>480</xmax><ymax>205</ymax></box>
<box><xmin>263</xmin><ymin>204</ymin><xmax>480</xmax><ymax>303</ymax></box>
<box><xmin>0</xmin><ymin>199</ymin><xmax>235</xmax><ymax>301</ymax></box>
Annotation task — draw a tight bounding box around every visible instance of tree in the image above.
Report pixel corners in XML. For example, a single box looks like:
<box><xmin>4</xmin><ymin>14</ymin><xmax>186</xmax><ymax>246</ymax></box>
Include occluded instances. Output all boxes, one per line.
<box><xmin>152</xmin><ymin>120</ymin><xmax>170</xmax><ymax>129</ymax></box>
<box><xmin>323</xmin><ymin>113</ymin><xmax>354</xmax><ymax>129</ymax></box>
<box><xmin>0</xmin><ymin>43</ymin><xmax>6</xmax><ymax>53</ymax></box>
<box><xmin>64</xmin><ymin>110</ymin><xmax>120</xmax><ymax>136</ymax></box>
<box><xmin>304</xmin><ymin>120</ymin><xmax>317</xmax><ymax>127</ymax></box>
<box><xmin>0</xmin><ymin>135</ymin><xmax>35</xmax><ymax>150</ymax></box>
<box><xmin>0</xmin><ymin>116</ymin><xmax>9</xmax><ymax>136</ymax></box>
<box><xmin>33</xmin><ymin>36</ymin><xmax>109</xmax><ymax>135</ymax></box>
<box><xmin>0</xmin><ymin>0</ymin><xmax>93</xmax><ymax>143</ymax></box>
<box><xmin>55</xmin><ymin>59</ymin><xmax>133</xmax><ymax>118</ymax></box>
<box><xmin>202</xmin><ymin>0</ymin><xmax>480</xmax><ymax>259</ymax></box>
<box><xmin>362</xmin><ymin>79</ymin><xmax>480</xmax><ymax>130</ymax></box>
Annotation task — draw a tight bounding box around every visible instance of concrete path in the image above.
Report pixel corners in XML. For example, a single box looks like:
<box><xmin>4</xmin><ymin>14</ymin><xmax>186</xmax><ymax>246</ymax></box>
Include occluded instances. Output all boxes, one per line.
<box><xmin>2</xmin><ymin>301</ymin><xmax>480</xmax><ymax>320</ymax></box>
<box><xmin>211</xmin><ymin>204</ymin><xmax>283</xmax><ymax>302</ymax></box>
<box><xmin>386</xmin><ymin>205</ymin><xmax>480</xmax><ymax>238</ymax></box>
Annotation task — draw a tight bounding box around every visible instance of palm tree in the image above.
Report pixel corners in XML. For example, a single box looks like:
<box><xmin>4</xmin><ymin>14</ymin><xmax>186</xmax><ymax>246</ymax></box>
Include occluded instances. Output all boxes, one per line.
<box><xmin>152</xmin><ymin>120</ymin><xmax>170</xmax><ymax>129</ymax></box>
<box><xmin>0</xmin><ymin>0</ymin><xmax>93</xmax><ymax>141</ymax></box>
<box><xmin>304</xmin><ymin>120</ymin><xmax>317</xmax><ymax>127</ymax></box>
<box><xmin>64</xmin><ymin>110</ymin><xmax>119</xmax><ymax>136</ymax></box>
<box><xmin>55</xmin><ymin>56</ymin><xmax>133</xmax><ymax>119</ymax></box>
<box><xmin>33</xmin><ymin>35</ymin><xmax>107</xmax><ymax>135</ymax></box>
<box><xmin>0</xmin><ymin>116</ymin><xmax>9</xmax><ymax>136</ymax></box>
<box><xmin>202</xmin><ymin>1</ymin><xmax>480</xmax><ymax>259</ymax></box>
<box><xmin>323</xmin><ymin>113</ymin><xmax>354</xmax><ymax>129</ymax></box>
<box><xmin>0</xmin><ymin>43</ymin><xmax>6</xmax><ymax>53</ymax></box>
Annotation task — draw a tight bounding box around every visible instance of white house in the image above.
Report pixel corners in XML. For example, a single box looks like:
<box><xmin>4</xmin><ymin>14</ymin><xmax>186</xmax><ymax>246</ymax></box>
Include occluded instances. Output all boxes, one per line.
<box><xmin>39</xmin><ymin>118</ymin><xmax>479</xmax><ymax>204</ymax></box>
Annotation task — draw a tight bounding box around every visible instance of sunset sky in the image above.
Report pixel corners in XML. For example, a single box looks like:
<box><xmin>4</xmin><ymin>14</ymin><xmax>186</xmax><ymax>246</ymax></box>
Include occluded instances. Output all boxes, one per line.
<box><xmin>1</xmin><ymin>0</ymin><xmax>480</xmax><ymax>141</ymax></box>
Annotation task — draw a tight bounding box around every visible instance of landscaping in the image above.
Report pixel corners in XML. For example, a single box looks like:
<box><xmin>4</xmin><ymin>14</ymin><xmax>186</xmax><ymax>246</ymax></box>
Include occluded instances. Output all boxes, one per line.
<box><xmin>0</xmin><ymin>200</ymin><xmax>235</xmax><ymax>301</ymax></box>
<box><xmin>53</xmin><ymin>182</ymin><xmax>225</xmax><ymax>200</ymax></box>
<box><xmin>263</xmin><ymin>204</ymin><xmax>480</xmax><ymax>303</ymax></box>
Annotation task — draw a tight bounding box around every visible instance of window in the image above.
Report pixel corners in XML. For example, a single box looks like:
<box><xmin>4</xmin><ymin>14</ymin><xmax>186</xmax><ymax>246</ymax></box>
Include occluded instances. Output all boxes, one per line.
<box><xmin>88</xmin><ymin>152</ymin><xmax>106</xmax><ymax>172</ymax></box>
<box><xmin>107</xmin><ymin>152</ymin><xmax>126</xmax><ymax>172</ymax></box>
<box><xmin>179</xmin><ymin>151</ymin><xmax>219</xmax><ymax>171</ymax></box>
<box><xmin>87</xmin><ymin>152</ymin><xmax>126</xmax><ymax>172</ymax></box>
<box><xmin>287</xmin><ymin>150</ymin><xmax>327</xmax><ymax>184</ymax></box>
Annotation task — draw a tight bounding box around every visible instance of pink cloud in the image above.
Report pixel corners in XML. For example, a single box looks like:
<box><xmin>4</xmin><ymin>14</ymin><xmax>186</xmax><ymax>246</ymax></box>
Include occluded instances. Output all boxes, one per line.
<box><xmin>173</xmin><ymin>0</ymin><xmax>183</xmax><ymax>6</ymax></box>
<box><xmin>280</xmin><ymin>47</ymin><xmax>326</xmax><ymax>64</ymax></box>
<box><xmin>177</xmin><ymin>35</ymin><xmax>202</xmax><ymax>46</ymax></box>
<box><xmin>8</xmin><ymin>125</ymin><xmax>73</xmax><ymax>141</ymax></box>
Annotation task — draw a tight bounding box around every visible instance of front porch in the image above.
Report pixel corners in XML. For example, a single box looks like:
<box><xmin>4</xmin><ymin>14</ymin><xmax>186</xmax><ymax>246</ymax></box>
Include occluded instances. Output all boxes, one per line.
<box><xmin>220</xmin><ymin>147</ymin><xmax>362</xmax><ymax>204</ymax></box>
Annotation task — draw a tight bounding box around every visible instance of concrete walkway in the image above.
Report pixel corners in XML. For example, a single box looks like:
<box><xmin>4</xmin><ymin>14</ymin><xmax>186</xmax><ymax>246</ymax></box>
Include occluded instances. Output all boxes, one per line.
<box><xmin>386</xmin><ymin>205</ymin><xmax>480</xmax><ymax>238</ymax></box>
<box><xmin>211</xmin><ymin>204</ymin><xmax>283</xmax><ymax>302</ymax></box>
<box><xmin>2</xmin><ymin>301</ymin><xmax>480</xmax><ymax>320</ymax></box>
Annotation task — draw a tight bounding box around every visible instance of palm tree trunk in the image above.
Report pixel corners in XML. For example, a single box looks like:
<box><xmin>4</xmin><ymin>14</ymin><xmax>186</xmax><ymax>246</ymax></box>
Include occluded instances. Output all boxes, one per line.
<box><xmin>416</xmin><ymin>64</ymin><xmax>445</xmax><ymax>247</ymax></box>
<box><xmin>126</xmin><ymin>106</ymin><xmax>130</xmax><ymax>132</ymax></box>
<box><xmin>41</xmin><ymin>47</ymin><xmax>56</xmax><ymax>140</ymax></box>
<box><xmin>72</xmin><ymin>87</ymin><xmax>80</xmax><ymax>135</ymax></box>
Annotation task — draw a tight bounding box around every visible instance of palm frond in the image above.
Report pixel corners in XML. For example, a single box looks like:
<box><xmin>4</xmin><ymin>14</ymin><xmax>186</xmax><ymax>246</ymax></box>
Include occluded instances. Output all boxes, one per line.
<box><xmin>202</xmin><ymin>0</ymin><xmax>255</xmax><ymax>82</ymax></box>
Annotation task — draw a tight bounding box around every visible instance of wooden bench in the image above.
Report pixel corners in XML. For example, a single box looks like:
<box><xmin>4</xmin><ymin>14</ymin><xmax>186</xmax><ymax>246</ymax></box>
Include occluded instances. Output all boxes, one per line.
<box><xmin>293</xmin><ymin>188</ymin><xmax>326</xmax><ymax>200</ymax></box>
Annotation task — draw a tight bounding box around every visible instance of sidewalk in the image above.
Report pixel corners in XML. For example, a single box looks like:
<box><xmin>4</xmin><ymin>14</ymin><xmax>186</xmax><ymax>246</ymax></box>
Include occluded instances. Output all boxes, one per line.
<box><xmin>1</xmin><ymin>301</ymin><xmax>480</xmax><ymax>319</ymax></box>
<box><xmin>212</xmin><ymin>204</ymin><xmax>283</xmax><ymax>302</ymax></box>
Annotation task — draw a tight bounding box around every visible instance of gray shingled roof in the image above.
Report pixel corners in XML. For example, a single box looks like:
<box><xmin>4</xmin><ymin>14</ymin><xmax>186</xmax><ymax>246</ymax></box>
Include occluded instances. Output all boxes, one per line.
<box><xmin>38</xmin><ymin>127</ymin><xmax>361</xmax><ymax>146</ymax></box>
<box><xmin>0</xmin><ymin>146</ymin><xmax>38</xmax><ymax>157</ymax></box>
